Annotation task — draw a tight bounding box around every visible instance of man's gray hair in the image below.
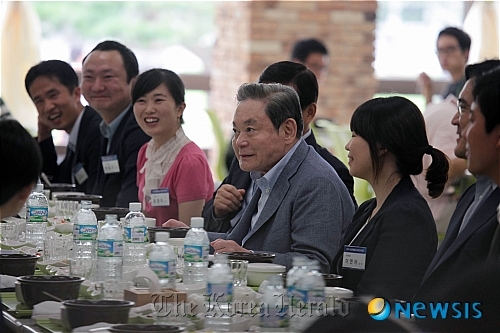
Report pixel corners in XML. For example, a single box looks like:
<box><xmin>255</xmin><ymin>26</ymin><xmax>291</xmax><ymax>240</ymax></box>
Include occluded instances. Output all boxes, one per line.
<box><xmin>236</xmin><ymin>83</ymin><xmax>303</xmax><ymax>138</ymax></box>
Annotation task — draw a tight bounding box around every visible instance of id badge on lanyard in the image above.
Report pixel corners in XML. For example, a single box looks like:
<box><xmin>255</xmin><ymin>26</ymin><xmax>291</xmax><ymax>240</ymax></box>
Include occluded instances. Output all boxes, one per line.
<box><xmin>101</xmin><ymin>155</ymin><xmax>120</xmax><ymax>174</ymax></box>
<box><xmin>342</xmin><ymin>245</ymin><xmax>367</xmax><ymax>270</ymax></box>
<box><xmin>151</xmin><ymin>188</ymin><xmax>170</xmax><ymax>207</ymax></box>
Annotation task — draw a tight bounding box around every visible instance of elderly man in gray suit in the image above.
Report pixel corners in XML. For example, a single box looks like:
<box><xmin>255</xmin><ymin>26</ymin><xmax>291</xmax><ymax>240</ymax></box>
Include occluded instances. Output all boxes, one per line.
<box><xmin>166</xmin><ymin>83</ymin><xmax>354</xmax><ymax>272</ymax></box>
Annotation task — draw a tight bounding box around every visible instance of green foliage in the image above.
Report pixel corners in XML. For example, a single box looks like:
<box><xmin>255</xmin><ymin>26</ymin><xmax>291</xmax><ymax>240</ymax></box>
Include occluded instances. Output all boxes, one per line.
<box><xmin>31</xmin><ymin>1</ymin><xmax>216</xmax><ymax>48</ymax></box>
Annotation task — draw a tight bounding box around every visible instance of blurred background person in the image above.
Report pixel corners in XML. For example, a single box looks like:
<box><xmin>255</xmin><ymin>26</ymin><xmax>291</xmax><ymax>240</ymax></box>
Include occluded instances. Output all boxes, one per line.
<box><xmin>290</xmin><ymin>37</ymin><xmax>329</xmax><ymax>84</ymax></box>
<box><xmin>132</xmin><ymin>68</ymin><xmax>213</xmax><ymax>226</ymax></box>
<box><xmin>417</xmin><ymin>27</ymin><xmax>471</xmax><ymax>105</ymax></box>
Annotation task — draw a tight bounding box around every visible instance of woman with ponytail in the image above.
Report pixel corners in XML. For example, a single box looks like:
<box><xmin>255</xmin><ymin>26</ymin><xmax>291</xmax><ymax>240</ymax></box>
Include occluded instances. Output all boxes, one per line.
<box><xmin>331</xmin><ymin>96</ymin><xmax>449</xmax><ymax>301</ymax></box>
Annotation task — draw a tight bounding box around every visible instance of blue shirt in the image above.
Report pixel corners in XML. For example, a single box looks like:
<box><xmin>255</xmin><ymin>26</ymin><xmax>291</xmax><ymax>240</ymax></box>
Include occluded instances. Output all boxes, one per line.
<box><xmin>99</xmin><ymin>106</ymin><xmax>130</xmax><ymax>154</ymax></box>
<box><xmin>248</xmin><ymin>139</ymin><xmax>302</xmax><ymax>230</ymax></box>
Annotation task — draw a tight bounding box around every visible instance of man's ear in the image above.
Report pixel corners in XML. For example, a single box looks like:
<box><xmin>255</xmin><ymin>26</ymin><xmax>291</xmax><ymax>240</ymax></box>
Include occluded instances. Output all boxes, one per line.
<box><xmin>302</xmin><ymin>103</ymin><xmax>317</xmax><ymax>127</ymax></box>
<box><xmin>281</xmin><ymin>118</ymin><xmax>298</xmax><ymax>144</ymax></box>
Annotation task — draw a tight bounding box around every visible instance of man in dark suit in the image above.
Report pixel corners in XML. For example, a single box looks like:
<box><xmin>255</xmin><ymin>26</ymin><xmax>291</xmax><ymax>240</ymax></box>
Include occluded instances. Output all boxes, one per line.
<box><xmin>414</xmin><ymin>61</ymin><xmax>500</xmax><ymax>302</ymax></box>
<box><xmin>202</xmin><ymin>61</ymin><xmax>355</xmax><ymax>233</ymax></box>
<box><xmin>81</xmin><ymin>41</ymin><xmax>150</xmax><ymax>207</ymax></box>
<box><xmin>25</xmin><ymin>60</ymin><xmax>102</xmax><ymax>193</ymax></box>
<box><xmin>412</xmin><ymin>66</ymin><xmax>500</xmax><ymax>333</ymax></box>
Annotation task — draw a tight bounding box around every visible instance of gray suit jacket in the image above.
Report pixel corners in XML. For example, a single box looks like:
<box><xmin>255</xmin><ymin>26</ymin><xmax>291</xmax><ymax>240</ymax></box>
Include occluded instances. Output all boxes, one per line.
<box><xmin>209</xmin><ymin>140</ymin><xmax>355</xmax><ymax>273</ymax></box>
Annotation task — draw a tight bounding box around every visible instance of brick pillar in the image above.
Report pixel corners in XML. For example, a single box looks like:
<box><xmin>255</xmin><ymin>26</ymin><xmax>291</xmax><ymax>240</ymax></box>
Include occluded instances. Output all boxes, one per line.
<box><xmin>210</xmin><ymin>0</ymin><xmax>378</xmax><ymax>137</ymax></box>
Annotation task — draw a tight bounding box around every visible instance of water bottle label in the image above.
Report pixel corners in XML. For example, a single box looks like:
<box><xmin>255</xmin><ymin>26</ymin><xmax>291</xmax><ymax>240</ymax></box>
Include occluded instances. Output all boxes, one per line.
<box><xmin>207</xmin><ymin>282</ymin><xmax>233</xmax><ymax>302</ymax></box>
<box><xmin>73</xmin><ymin>224</ymin><xmax>98</xmax><ymax>240</ymax></box>
<box><xmin>26</xmin><ymin>207</ymin><xmax>48</xmax><ymax>222</ymax></box>
<box><xmin>260</xmin><ymin>304</ymin><xmax>289</xmax><ymax>328</ymax></box>
<box><xmin>97</xmin><ymin>240</ymin><xmax>123</xmax><ymax>257</ymax></box>
<box><xmin>288</xmin><ymin>286</ymin><xmax>303</xmax><ymax>307</ymax></box>
<box><xmin>123</xmin><ymin>226</ymin><xmax>147</xmax><ymax>243</ymax></box>
<box><xmin>184</xmin><ymin>245</ymin><xmax>208</xmax><ymax>262</ymax></box>
<box><xmin>149</xmin><ymin>260</ymin><xmax>176</xmax><ymax>279</ymax></box>
<box><xmin>294</xmin><ymin>289</ymin><xmax>325</xmax><ymax>304</ymax></box>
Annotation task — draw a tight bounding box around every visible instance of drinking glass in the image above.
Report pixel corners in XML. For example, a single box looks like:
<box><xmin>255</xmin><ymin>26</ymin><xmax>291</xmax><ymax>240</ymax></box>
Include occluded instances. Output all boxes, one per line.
<box><xmin>43</xmin><ymin>235</ymin><xmax>72</xmax><ymax>261</ymax></box>
<box><xmin>230</xmin><ymin>259</ymin><xmax>248</xmax><ymax>287</ymax></box>
<box><xmin>1</xmin><ymin>222</ymin><xmax>19</xmax><ymax>242</ymax></box>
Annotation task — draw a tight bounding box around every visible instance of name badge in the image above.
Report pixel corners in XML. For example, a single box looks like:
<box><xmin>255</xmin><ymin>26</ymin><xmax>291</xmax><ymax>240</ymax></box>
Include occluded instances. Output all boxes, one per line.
<box><xmin>101</xmin><ymin>155</ymin><xmax>120</xmax><ymax>174</ymax></box>
<box><xmin>151</xmin><ymin>188</ymin><xmax>170</xmax><ymax>207</ymax></box>
<box><xmin>342</xmin><ymin>245</ymin><xmax>366</xmax><ymax>270</ymax></box>
<box><xmin>73</xmin><ymin>163</ymin><xmax>88</xmax><ymax>184</ymax></box>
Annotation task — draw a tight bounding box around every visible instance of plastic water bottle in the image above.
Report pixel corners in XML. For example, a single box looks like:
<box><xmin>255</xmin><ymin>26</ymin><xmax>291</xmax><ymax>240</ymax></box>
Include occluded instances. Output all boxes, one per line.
<box><xmin>25</xmin><ymin>183</ymin><xmax>48</xmax><ymax>250</ymax></box>
<box><xmin>96</xmin><ymin>214</ymin><xmax>123</xmax><ymax>299</ymax></box>
<box><xmin>260</xmin><ymin>274</ymin><xmax>289</xmax><ymax>329</ymax></box>
<box><xmin>70</xmin><ymin>200</ymin><xmax>98</xmax><ymax>280</ymax></box>
<box><xmin>183</xmin><ymin>217</ymin><xmax>209</xmax><ymax>285</ymax></box>
<box><xmin>149</xmin><ymin>232</ymin><xmax>176</xmax><ymax>289</ymax></box>
<box><xmin>205</xmin><ymin>254</ymin><xmax>233</xmax><ymax>331</ymax></box>
<box><xmin>287</xmin><ymin>256</ymin><xmax>310</xmax><ymax>308</ymax></box>
<box><xmin>122</xmin><ymin>202</ymin><xmax>148</xmax><ymax>267</ymax></box>
<box><xmin>292</xmin><ymin>260</ymin><xmax>325</xmax><ymax>330</ymax></box>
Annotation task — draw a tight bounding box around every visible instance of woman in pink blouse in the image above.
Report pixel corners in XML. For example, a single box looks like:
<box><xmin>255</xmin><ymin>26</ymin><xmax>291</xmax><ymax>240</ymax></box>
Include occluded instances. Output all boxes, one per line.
<box><xmin>132</xmin><ymin>68</ymin><xmax>214</xmax><ymax>226</ymax></box>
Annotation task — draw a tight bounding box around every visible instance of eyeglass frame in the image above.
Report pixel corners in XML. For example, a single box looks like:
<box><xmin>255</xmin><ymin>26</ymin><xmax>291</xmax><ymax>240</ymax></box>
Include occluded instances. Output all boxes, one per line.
<box><xmin>457</xmin><ymin>101</ymin><xmax>471</xmax><ymax>115</ymax></box>
<box><xmin>436</xmin><ymin>46</ymin><xmax>461</xmax><ymax>56</ymax></box>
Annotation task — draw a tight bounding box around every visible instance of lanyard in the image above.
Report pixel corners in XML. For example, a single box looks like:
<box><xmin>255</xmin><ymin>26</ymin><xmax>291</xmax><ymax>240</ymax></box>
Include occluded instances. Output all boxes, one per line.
<box><xmin>348</xmin><ymin>215</ymin><xmax>373</xmax><ymax>246</ymax></box>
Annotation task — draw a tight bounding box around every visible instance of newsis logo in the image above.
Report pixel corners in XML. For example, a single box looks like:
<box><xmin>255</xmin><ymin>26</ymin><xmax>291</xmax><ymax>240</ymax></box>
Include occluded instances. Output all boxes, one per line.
<box><xmin>368</xmin><ymin>298</ymin><xmax>482</xmax><ymax>320</ymax></box>
<box><xmin>368</xmin><ymin>298</ymin><xmax>391</xmax><ymax>320</ymax></box>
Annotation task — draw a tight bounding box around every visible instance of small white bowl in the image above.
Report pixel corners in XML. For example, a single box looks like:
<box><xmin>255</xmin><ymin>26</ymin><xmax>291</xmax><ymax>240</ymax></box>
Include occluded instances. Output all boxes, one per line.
<box><xmin>247</xmin><ymin>263</ymin><xmax>286</xmax><ymax>287</ymax></box>
<box><xmin>53</xmin><ymin>222</ymin><xmax>74</xmax><ymax>234</ymax></box>
<box><xmin>324</xmin><ymin>286</ymin><xmax>353</xmax><ymax>299</ymax></box>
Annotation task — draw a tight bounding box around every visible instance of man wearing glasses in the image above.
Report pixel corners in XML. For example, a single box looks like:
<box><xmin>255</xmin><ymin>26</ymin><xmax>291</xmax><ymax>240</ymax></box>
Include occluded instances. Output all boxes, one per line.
<box><xmin>418</xmin><ymin>27</ymin><xmax>471</xmax><ymax>105</ymax></box>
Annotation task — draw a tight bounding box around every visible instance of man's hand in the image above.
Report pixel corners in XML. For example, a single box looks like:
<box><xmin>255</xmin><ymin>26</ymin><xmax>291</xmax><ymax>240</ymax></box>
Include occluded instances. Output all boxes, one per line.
<box><xmin>37</xmin><ymin>116</ymin><xmax>53</xmax><ymax>142</ymax></box>
<box><xmin>211</xmin><ymin>239</ymin><xmax>249</xmax><ymax>253</ymax></box>
<box><xmin>213</xmin><ymin>184</ymin><xmax>246</xmax><ymax>218</ymax></box>
<box><xmin>162</xmin><ymin>219</ymin><xmax>189</xmax><ymax>228</ymax></box>
<box><xmin>417</xmin><ymin>72</ymin><xmax>434</xmax><ymax>105</ymax></box>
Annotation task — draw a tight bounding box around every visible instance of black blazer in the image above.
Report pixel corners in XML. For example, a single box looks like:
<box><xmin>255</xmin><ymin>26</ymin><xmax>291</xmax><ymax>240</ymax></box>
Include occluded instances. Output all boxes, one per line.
<box><xmin>202</xmin><ymin>132</ymin><xmax>355</xmax><ymax>232</ymax></box>
<box><xmin>414</xmin><ymin>184</ymin><xmax>500</xmax><ymax>301</ymax></box>
<box><xmin>91</xmin><ymin>106</ymin><xmax>150</xmax><ymax>208</ymax></box>
<box><xmin>331</xmin><ymin>176</ymin><xmax>437</xmax><ymax>301</ymax></box>
<box><xmin>39</xmin><ymin>106</ymin><xmax>102</xmax><ymax>193</ymax></box>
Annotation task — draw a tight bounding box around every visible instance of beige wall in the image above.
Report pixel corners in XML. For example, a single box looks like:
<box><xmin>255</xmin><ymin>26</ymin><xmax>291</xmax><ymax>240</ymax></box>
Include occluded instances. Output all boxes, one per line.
<box><xmin>210</xmin><ymin>0</ymin><xmax>378</xmax><ymax>137</ymax></box>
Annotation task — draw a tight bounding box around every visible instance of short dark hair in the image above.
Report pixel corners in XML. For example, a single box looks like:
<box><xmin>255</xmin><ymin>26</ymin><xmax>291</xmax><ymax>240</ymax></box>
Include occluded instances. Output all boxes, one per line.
<box><xmin>0</xmin><ymin>119</ymin><xmax>42</xmax><ymax>206</ymax></box>
<box><xmin>258</xmin><ymin>61</ymin><xmax>318</xmax><ymax>111</ymax></box>
<box><xmin>438</xmin><ymin>27</ymin><xmax>471</xmax><ymax>52</ymax></box>
<box><xmin>25</xmin><ymin>60</ymin><xmax>79</xmax><ymax>97</ymax></box>
<box><xmin>465</xmin><ymin>59</ymin><xmax>500</xmax><ymax>81</ymax></box>
<box><xmin>290</xmin><ymin>38</ymin><xmax>328</xmax><ymax>62</ymax></box>
<box><xmin>132</xmin><ymin>68</ymin><xmax>185</xmax><ymax>124</ymax></box>
<box><xmin>473</xmin><ymin>68</ymin><xmax>500</xmax><ymax>133</ymax></box>
<box><xmin>83</xmin><ymin>40</ymin><xmax>138</xmax><ymax>83</ymax></box>
<box><xmin>350</xmin><ymin>96</ymin><xmax>449</xmax><ymax>198</ymax></box>
<box><xmin>236</xmin><ymin>83</ymin><xmax>304</xmax><ymax>139</ymax></box>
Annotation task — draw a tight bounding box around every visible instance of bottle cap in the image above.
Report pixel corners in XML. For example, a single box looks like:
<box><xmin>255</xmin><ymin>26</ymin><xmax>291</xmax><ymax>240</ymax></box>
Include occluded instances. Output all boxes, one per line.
<box><xmin>156</xmin><ymin>232</ymin><xmax>170</xmax><ymax>242</ymax></box>
<box><xmin>129</xmin><ymin>202</ymin><xmax>142</xmax><ymax>211</ymax></box>
<box><xmin>292</xmin><ymin>256</ymin><xmax>307</xmax><ymax>266</ymax></box>
<box><xmin>80</xmin><ymin>200</ymin><xmax>92</xmax><ymax>209</ymax></box>
<box><xmin>105</xmin><ymin>214</ymin><xmax>118</xmax><ymax>222</ymax></box>
<box><xmin>214</xmin><ymin>253</ymin><xmax>228</xmax><ymax>262</ymax></box>
<box><xmin>190</xmin><ymin>217</ymin><xmax>204</xmax><ymax>228</ymax></box>
<box><xmin>34</xmin><ymin>183</ymin><xmax>44</xmax><ymax>192</ymax></box>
